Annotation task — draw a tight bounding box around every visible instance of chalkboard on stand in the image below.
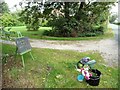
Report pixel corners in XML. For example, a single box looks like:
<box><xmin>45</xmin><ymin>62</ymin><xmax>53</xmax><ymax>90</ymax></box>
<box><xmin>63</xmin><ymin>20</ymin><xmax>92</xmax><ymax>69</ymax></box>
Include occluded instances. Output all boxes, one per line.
<box><xmin>15</xmin><ymin>37</ymin><xmax>34</xmax><ymax>67</ymax></box>
<box><xmin>16</xmin><ymin>37</ymin><xmax>31</xmax><ymax>54</ymax></box>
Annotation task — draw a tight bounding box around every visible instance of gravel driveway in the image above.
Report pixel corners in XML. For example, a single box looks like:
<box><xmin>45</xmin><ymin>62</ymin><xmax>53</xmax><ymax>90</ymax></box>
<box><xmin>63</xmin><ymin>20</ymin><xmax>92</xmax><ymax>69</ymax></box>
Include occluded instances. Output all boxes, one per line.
<box><xmin>30</xmin><ymin>38</ymin><xmax>118</xmax><ymax>67</ymax></box>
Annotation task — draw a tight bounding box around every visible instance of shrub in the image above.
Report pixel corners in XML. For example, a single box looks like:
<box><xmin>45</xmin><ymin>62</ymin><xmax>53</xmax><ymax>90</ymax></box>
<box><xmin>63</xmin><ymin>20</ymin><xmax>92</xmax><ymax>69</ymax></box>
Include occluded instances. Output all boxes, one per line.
<box><xmin>41</xmin><ymin>19</ymin><xmax>49</xmax><ymax>27</ymax></box>
<box><xmin>92</xmin><ymin>26</ymin><xmax>104</xmax><ymax>35</ymax></box>
<box><xmin>0</xmin><ymin>13</ymin><xmax>24</xmax><ymax>27</ymax></box>
<box><xmin>43</xmin><ymin>30</ymin><xmax>49</xmax><ymax>36</ymax></box>
<box><xmin>85</xmin><ymin>33</ymin><xmax>96</xmax><ymax>37</ymax></box>
<box><xmin>43</xmin><ymin>16</ymin><xmax>105</xmax><ymax>37</ymax></box>
<box><xmin>46</xmin><ymin>17</ymin><xmax>80</xmax><ymax>37</ymax></box>
<box><xmin>43</xmin><ymin>24</ymin><xmax>104</xmax><ymax>37</ymax></box>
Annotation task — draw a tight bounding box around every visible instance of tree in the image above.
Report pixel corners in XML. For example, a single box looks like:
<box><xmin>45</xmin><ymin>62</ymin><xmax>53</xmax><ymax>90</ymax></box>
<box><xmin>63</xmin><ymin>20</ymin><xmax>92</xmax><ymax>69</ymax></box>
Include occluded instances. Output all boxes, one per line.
<box><xmin>14</xmin><ymin>4</ymin><xmax>18</xmax><ymax>11</ymax></box>
<box><xmin>0</xmin><ymin>13</ymin><xmax>24</xmax><ymax>27</ymax></box>
<box><xmin>43</xmin><ymin>1</ymin><xmax>115</xmax><ymax>37</ymax></box>
<box><xmin>20</xmin><ymin>2</ymin><xmax>43</xmax><ymax>31</ymax></box>
<box><xmin>0</xmin><ymin>1</ymin><xmax>10</xmax><ymax>14</ymax></box>
<box><xmin>19</xmin><ymin>2</ymin><xmax>23</xmax><ymax>9</ymax></box>
<box><xmin>20</xmin><ymin>1</ymin><xmax>115</xmax><ymax>35</ymax></box>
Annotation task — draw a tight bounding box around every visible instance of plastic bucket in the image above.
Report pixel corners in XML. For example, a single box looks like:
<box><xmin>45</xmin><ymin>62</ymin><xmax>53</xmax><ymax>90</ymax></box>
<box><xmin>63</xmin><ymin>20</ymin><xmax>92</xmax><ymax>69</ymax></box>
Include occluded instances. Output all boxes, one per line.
<box><xmin>86</xmin><ymin>69</ymin><xmax>101</xmax><ymax>86</ymax></box>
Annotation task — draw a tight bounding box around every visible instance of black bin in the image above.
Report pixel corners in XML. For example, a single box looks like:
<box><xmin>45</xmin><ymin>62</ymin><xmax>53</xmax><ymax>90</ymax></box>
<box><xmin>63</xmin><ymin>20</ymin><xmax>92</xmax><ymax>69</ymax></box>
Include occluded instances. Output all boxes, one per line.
<box><xmin>86</xmin><ymin>69</ymin><xmax>101</xmax><ymax>86</ymax></box>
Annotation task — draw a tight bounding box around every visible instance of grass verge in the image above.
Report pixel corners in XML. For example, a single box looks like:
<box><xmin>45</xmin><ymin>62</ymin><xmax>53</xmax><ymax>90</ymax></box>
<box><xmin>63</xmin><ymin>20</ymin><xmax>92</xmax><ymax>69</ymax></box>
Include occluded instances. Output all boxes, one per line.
<box><xmin>2</xmin><ymin>44</ymin><xmax>118</xmax><ymax>88</ymax></box>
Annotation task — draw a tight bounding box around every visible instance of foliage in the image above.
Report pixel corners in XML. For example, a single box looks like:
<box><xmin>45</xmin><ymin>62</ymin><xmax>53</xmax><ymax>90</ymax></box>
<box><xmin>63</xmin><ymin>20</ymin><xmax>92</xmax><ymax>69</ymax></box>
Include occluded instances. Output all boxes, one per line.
<box><xmin>6</xmin><ymin>26</ymin><xmax>113</xmax><ymax>40</ymax></box>
<box><xmin>19</xmin><ymin>1</ymin><xmax>114</xmax><ymax>36</ymax></box>
<box><xmin>0</xmin><ymin>2</ymin><xmax>10</xmax><ymax>14</ymax></box>
<box><xmin>20</xmin><ymin>2</ymin><xmax>43</xmax><ymax>31</ymax></box>
<box><xmin>43</xmin><ymin>2</ymin><xmax>114</xmax><ymax>37</ymax></box>
<box><xmin>1</xmin><ymin>27</ymin><xmax>15</xmax><ymax>40</ymax></box>
<box><xmin>0</xmin><ymin>13</ymin><xmax>24</xmax><ymax>27</ymax></box>
<box><xmin>41</xmin><ymin>19</ymin><xmax>49</xmax><ymax>27</ymax></box>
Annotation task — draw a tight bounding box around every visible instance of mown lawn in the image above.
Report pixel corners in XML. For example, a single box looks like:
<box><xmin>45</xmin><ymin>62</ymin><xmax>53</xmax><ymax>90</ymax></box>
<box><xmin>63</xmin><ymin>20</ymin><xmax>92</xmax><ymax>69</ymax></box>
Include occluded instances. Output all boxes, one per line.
<box><xmin>2</xmin><ymin>44</ymin><xmax>118</xmax><ymax>88</ymax></box>
<box><xmin>5</xmin><ymin>26</ymin><xmax>114</xmax><ymax>41</ymax></box>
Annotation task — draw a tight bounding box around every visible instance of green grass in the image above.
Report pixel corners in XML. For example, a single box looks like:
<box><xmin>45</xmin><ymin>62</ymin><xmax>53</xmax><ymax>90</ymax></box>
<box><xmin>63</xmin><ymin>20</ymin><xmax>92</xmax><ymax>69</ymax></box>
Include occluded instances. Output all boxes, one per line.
<box><xmin>5</xmin><ymin>26</ymin><xmax>51</xmax><ymax>39</ymax></box>
<box><xmin>5</xmin><ymin>26</ymin><xmax>114</xmax><ymax>41</ymax></box>
<box><xmin>2</xmin><ymin>44</ymin><xmax>118</xmax><ymax>88</ymax></box>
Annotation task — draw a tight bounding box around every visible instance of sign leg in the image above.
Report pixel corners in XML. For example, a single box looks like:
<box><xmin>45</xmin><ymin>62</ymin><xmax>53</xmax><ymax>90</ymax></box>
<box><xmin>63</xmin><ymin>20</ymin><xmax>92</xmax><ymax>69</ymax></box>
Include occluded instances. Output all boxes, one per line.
<box><xmin>21</xmin><ymin>55</ymin><xmax>25</xmax><ymax>67</ymax></box>
<box><xmin>29</xmin><ymin>52</ymin><xmax>34</xmax><ymax>60</ymax></box>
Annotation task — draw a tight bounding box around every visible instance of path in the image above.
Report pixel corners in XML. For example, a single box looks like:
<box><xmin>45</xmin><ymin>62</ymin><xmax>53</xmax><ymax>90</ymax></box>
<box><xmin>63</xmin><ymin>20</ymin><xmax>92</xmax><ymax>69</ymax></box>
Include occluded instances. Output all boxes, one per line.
<box><xmin>30</xmin><ymin>38</ymin><xmax>118</xmax><ymax>67</ymax></box>
<box><xmin>108</xmin><ymin>23</ymin><xmax>118</xmax><ymax>41</ymax></box>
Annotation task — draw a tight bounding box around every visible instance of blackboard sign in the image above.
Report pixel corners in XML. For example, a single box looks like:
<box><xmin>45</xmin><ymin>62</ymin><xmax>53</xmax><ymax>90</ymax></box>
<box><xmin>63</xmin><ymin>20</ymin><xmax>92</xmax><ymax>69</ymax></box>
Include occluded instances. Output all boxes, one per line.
<box><xmin>15</xmin><ymin>37</ymin><xmax>31</xmax><ymax>54</ymax></box>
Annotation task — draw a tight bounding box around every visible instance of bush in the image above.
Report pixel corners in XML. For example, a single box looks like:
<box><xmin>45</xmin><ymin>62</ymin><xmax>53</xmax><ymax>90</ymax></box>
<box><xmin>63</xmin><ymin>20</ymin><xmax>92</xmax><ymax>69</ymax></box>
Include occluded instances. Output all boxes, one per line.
<box><xmin>92</xmin><ymin>26</ymin><xmax>104</xmax><ymax>35</ymax></box>
<box><xmin>85</xmin><ymin>33</ymin><xmax>96</xmax><ymax>37</ymax></box>
<box><xmin>41</xmin><ymin>19</ymin><xmax>49</xmax><ymax>27</ymax></box>
<box><xmin>43</xmin><ymin>16</ymin><xmax>105</xmax><ymax>37</ymax></box>
<box><xmin>78</xmin><ymin>33</ymin><xmax>86</xmax><ymax>37</ymax></box>
<box><xmin>43</xmin><ymin>25</ymin><xmax>104</xmax><ymax>37</ymax></box>
<box><xmin>26</xmin><ymin>20</ymin><xmax>40</xmax><ymax>31</ymax></box>
<box><xmin>46</xmin><ymin>17</ymin><xmax>80</xmax><ymax>37</ymax></box>
<box><xmin>43</xmin><ymin>30</ymin><xmax>52</xmax><ymax>36</ymax></box>
<box><xmin>0</xmin><ymin>13</ymin><xmax>24</xmax><ymax>27</ymax></box>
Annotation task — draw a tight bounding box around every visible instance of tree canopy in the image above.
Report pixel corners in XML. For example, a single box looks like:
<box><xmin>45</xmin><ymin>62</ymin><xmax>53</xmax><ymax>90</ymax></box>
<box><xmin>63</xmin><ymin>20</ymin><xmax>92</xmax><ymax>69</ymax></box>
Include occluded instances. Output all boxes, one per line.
<box><xmin>20</xmin><ymin>1</ymin><xmax>115</xmax><ymax>37</ymax></box>
<box><xmin>20</xmin><ymin>2</ymin><xmax>43</xmax><ymax>31</ymax></box>
<box><xmin>0</xmin><ymin>1</ymin><xmax>10</xmax><ymax>14</ymax></box>
<box><xmin>42</xmin><ymin>1</ymin><xmax>114</xmax><ymax>37</ymax></box>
